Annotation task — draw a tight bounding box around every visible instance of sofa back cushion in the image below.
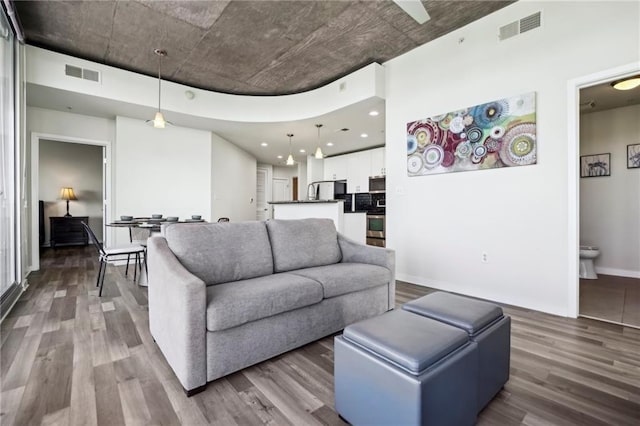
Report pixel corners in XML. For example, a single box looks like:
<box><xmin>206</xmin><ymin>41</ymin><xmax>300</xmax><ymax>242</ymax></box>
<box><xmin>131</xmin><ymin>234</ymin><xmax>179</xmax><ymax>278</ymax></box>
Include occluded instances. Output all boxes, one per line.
<box><xmin>164</xmin><ymin>221</ymin><xmax>273</xmax><ymax>285</ymax></box>
<box><xmin>266</xmin><ymin>218</ymin><xmax>341</xmax><ymax>272</ymax></box>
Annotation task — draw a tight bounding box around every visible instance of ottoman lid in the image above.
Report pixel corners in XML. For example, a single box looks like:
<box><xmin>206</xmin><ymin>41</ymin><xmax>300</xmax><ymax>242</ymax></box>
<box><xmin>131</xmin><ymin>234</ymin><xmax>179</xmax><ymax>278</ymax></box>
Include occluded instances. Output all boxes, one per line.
<box><xmin>403</xmin><ymin>292</ymin><xmax>503</xmax><ymax>337</ymax></box>
<box><xmin>343</xmin><ymin>310</ymin><xmax>468</xmax><ymax>374</ymax></box>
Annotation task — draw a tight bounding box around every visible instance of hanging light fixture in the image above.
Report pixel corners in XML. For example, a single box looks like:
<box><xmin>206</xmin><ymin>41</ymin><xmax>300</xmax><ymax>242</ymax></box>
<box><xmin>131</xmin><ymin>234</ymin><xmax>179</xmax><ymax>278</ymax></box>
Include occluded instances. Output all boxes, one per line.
<box><xmin>147</xmin><ymin>48</ymin><xmax>170</xmax><ymax>128</ymax></box>
<box><xmin>314</xmin><ymin>124</ymin><xmax>324</xmax><ymax>159</ymax></box>
<box><xmin>286</xmin><ymin>133</ymin><xmax>295</xmax><ymax>165</ymax></box>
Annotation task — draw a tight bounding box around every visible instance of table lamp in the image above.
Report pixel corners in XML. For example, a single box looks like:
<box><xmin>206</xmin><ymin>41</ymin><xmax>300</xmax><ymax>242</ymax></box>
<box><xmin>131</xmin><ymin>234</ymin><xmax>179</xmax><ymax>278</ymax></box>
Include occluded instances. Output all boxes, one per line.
<box><xmin>59</xmin><ymin>187</ymin><xmax>77</xmax><ymax>217</ymax></box>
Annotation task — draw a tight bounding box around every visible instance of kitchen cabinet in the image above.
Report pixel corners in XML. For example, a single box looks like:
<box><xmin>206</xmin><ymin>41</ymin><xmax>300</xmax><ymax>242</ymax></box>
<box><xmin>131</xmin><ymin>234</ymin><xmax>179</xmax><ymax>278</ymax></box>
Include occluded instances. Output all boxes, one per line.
<box><xmin>343</xmin><ymin>212</ymin><xmax>366</xmax><ymax>245</ymax></box>
<box><xmin>370</xmin><ymin>147</ymin><xmax>385</xmax><ymax>176</ymax></box>
<box><xmin>347</xmin><ymin>150</ymin><xmax>371</xmax><ymax>193</ymax></box>
<box><xmin>323</xmin><ymin>156</ymin><xmax>347</xmax><ymax>181</ymax></box>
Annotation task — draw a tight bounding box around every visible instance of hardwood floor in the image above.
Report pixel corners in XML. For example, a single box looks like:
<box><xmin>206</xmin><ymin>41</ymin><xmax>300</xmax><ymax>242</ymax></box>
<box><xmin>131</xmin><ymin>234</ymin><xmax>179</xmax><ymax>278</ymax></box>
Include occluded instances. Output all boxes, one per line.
<box><xmin>580</xmin><ymin>274</ymin><xmax>640</xmax><ymax>328</ymax></box>
<box><xmin>1</xmin><ymin>246</ymin><xmax>639</xmax><ymax>425</ymax></box>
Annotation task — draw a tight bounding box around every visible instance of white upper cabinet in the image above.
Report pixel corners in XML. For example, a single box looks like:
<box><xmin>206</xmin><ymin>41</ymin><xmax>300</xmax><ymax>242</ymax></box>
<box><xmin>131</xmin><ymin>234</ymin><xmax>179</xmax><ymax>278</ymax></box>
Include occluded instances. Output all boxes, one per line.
<box><xmin>324</xmin><ymin>147</ymin><xmax>385</xmax><ymax>193</ymax></box>
<box><xmin>347</xmin><ymin>150</ymin><xmax>371</xmax><ymax>193</ymax></box>
<box><xmin>370</xmin><ymin>147</ymin><xmax>385</xmax><ymax>176</ymax></box>
<box><xmin>323</xmin><ymin>155</ymin><xmax>348</xmax><ymax>181</ymax></box>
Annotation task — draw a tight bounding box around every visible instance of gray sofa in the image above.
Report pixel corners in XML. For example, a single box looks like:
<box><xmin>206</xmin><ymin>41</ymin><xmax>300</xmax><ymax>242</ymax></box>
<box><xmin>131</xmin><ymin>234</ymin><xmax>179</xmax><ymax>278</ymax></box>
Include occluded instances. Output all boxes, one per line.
<box><xmin>147</xmin><ymin>218</ymin><xmax>395</xmax><ymax>395</ymax></box>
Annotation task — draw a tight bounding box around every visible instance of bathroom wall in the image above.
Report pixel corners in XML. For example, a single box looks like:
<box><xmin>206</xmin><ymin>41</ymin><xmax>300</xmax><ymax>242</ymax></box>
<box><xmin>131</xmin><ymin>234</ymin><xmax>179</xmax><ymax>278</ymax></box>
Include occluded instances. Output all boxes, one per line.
<box><xmin>580</xmin><ymin>104</ymin><xmax>640</xmax><ymax>278</ymax></box>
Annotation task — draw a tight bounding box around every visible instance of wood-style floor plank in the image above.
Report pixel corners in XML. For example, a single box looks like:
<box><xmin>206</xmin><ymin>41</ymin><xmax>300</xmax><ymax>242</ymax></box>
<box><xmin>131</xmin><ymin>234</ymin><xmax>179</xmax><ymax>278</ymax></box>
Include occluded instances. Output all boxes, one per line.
<box><xmin>1</xmin><ymin>247</ymin><xmax>639</xmax><ymax>425</ymax></box>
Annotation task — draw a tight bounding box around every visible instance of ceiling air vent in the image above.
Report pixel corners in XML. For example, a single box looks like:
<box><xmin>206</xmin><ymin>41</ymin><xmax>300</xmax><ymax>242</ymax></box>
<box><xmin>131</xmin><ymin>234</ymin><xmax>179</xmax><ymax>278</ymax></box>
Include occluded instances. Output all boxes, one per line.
<box><xmin>65</xmin><ymin>64</ymin><xmax>82</xmax><ymax>78</ymax></box>
<box><xmin>82</xmin><ymin>68</ymin><xmax>100</xmax><ymax>82</ymax></box>
<box><xmin>499</xmin><ymin>11</ymin><xmax>542</xmax><ymax>41</ymax></box>
<box><xmin>65</xmin><ymin>64</ymin><xmax>100</xmax><ymax>82</ymax></box>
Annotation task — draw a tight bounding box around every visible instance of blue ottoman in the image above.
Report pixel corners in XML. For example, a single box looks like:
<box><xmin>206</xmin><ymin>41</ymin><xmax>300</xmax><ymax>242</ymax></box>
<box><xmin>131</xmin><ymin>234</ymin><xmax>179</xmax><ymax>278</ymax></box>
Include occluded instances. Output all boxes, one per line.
<box><xmin>334</xmin><ymin>310</ymin><xmax>478</xmax><ymax>426</ymax></box>
<box><xmin>403</xmin><ymin>292</ymin><xmax>511</xmax><ymax>412</ymax></box>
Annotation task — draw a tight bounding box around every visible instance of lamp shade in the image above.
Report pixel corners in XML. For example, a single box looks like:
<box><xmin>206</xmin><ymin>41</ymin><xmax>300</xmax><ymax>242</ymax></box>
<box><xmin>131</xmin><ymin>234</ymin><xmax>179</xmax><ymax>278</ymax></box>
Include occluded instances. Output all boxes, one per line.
<box><xmin>153</xmin><ymin>111</ymin><xmax>166</xmax><ymax>128</ymax></box>
<box><xmin>286</xmin><ymin>154</ymin><xmax>295</xmax><ymax>166</ymax></box>
<box><xmin>59</xmin><ymin>187</ymin><xmax>77</xmax><ymax>201</ymax></box>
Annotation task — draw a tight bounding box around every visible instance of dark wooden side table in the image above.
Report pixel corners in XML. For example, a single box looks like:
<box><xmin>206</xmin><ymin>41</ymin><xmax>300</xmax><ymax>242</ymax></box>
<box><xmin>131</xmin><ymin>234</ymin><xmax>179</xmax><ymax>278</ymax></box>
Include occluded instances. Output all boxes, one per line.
<box><xmin>50</xmin><ymin>216</ymin><xmax>89</xmax><ymax>248</ymax></box>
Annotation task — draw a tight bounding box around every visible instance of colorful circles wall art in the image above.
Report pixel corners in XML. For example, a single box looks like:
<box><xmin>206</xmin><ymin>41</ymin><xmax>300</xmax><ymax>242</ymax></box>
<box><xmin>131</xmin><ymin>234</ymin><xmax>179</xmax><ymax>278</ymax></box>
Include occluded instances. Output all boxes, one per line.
<box><xmin>406</xmin><ymin>92</ymin><xmax>536</xmax><ymax>176</ymax></box>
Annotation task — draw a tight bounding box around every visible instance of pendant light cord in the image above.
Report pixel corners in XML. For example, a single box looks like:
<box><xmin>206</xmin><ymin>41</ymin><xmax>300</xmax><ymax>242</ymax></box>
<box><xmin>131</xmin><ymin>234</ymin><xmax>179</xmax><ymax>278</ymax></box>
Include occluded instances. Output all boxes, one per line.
<box><xmin>157</xmin><ymin>53</ymin><xmax>162</xmax><ymax>112</ymax></box>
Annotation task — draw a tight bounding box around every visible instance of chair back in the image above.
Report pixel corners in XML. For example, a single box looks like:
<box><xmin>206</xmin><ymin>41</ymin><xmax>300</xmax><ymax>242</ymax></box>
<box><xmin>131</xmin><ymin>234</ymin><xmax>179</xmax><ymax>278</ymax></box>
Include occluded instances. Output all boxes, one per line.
<box><xmin>130</xmin><ymin>227</ymin><xmax>152</xmax><ymax>243</ymax></box>
<box><xmin>217</xmin><ymin>217</ymin><xmax>230</xmax><ymax>222</ymax></box>
<box><xmin>81</xmin><ymin>222</ymin><xmax>106</xmax><ymax>256</ymax></box>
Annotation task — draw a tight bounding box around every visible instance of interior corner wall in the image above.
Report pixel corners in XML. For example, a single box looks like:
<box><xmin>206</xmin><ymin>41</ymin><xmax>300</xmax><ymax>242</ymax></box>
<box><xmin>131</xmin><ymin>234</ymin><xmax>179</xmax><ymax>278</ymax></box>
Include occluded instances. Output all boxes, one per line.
<box><xmin>211</xmin><ymin>132</ymin><xmax>257</xmax><ymax>222</ymax></box>
<box><xmin>39</xmin><ymin>140</ymin><xmax>103</xmax><ymax>244</ymax></box>
<box><xmin>384</xmin><ymin>1</ymin><xmax>640</xmax><ymax>316</ymax></box>
<box><xmin>580</xmin><ymin>105</ymin><xmax>640</xmax><ymax>278</ymax></box>
<box><xmin>115</xmin><ymin>116</ymin><xmax>211</xmax><ymax>244</ymax></box>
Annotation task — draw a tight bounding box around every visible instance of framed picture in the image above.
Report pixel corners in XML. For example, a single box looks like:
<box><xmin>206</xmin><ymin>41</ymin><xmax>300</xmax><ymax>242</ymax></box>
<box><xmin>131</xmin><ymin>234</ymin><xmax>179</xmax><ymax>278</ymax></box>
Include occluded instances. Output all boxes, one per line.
<box><xmin>628</xmin><ymin>144</ymin><xmax>640</xmax><ymax>169</ymax></box>
<box><xmin>580</xmin><ymin>153</ymin><xmax>610</xmax><ymax>177</ymax></box>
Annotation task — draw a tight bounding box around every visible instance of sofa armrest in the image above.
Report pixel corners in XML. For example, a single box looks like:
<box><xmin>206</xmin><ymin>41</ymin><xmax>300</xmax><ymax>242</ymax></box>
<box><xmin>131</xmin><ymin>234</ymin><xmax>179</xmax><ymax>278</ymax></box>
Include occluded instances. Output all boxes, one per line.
<box><xmin>147</xmin><ymin>236</ymin><xmax>207</xmax><ymax>392</ymax></box>
<box><xmin>338</xmin><ymin>233</ymin><xmax>396</xmax><ymax>310</ymax></box>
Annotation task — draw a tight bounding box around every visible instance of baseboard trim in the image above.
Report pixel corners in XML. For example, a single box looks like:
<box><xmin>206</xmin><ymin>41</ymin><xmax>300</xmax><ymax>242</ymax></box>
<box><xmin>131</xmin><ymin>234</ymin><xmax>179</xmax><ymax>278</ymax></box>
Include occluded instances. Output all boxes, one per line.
<box><xmin>595</xmin><ymin>267</ymin><xmax>640</xmax><ymax>279</ymax></box>
<box><xmin>579</xmin><ymin>314</ymin><xmax>640</xmax><ymax>330</ymax></box>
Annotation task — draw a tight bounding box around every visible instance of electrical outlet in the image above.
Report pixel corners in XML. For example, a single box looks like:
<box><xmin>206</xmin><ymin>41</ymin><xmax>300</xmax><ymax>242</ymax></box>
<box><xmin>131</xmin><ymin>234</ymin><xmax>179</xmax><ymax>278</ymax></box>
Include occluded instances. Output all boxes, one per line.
<box><xmin>482</xmin><ymin>252</ymin><xmax>488</xmax><ymax>263</ymax></box>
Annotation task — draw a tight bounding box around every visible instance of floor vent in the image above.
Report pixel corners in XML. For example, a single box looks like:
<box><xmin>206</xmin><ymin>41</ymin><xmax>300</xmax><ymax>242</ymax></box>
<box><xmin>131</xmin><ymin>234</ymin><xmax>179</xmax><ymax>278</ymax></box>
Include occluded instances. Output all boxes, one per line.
<box><xmin>65</xmin><ymin>64</ymin><xmax>100</xmax><ymax>82</ymax></box>
<box><xmin>499</xmin><ymin>11</ymin><xmax>542</xmax><ymax>41</ymax></box>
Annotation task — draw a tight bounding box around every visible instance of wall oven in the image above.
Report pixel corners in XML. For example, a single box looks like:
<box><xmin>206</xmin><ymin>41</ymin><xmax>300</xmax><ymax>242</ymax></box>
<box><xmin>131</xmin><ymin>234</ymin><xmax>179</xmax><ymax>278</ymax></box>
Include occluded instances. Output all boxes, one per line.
<box><xmin>366</xmin><ymin>214</ymin><xmax>385</xmax><ymax>247</ymax></box>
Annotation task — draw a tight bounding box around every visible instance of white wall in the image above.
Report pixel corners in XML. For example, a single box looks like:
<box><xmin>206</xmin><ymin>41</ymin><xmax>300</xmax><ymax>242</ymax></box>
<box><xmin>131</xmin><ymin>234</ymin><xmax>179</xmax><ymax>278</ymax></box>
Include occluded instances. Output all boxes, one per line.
<box><xmin>580</xmin><ymin>105</ymin><xmax>640</xmax><ymax>277</ymax></box>
<box><xmin>297</xmin><ymin>162</ymin><xmax>308</xmax><ymax>200</ymax></box>
<box><xmin>385</xmin><ymin>1</ymin><xmax>639</xmax><ymax>316</ymax></box>
<box><xmin>39</xmin><ymin>140</ymin><xmax>103</xmax><ymax>243</ymax></box>
<box><xmin>26</xmin><ymin>107</ymin><xmax>115</xmax><ymax>267</ymax></box>
<box><xmin>211</xmin><ymin>132</ymin><xmax>257</xmax><ymax>222</ymax></box>
<box><xmin>115</xmin><ymin>116</ymin><xmax>211</xmax><ymax>243</ymax></box>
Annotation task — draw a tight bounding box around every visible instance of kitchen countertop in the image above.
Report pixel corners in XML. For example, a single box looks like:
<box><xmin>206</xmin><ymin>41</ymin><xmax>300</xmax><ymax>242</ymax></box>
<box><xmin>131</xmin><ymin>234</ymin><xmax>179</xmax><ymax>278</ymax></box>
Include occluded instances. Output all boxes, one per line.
<box><xmin>268</xmin><ymin>200</ymin><xmax>342</xmax><ymax>204</ymax></box>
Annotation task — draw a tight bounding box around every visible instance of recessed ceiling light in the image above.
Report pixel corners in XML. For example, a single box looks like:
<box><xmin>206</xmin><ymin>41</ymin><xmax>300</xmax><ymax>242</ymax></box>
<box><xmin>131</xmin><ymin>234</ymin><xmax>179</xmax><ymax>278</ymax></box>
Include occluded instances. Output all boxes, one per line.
<box><xmin>369</xmin><ymin>110</ymin><xmax>379</xmax><ymax>116</ymax></box>
<box><xmin>260</xmin><ymin>142</ymin><xmax>268</xmax><ymax>147</ymax></box>
<box><xmin>611</xmin><ymin>76</ymin><xmax>640</xmax><ymax>90</ymax></box>
<box><xmin>360</xmin><ymin>133</ymin><xmax>368</xmax><ymax>138</ymax></box>
<box><xmin>277</xmin><ymin>155</ymin><xmax>283</xmax><ymax>159</ymax></box>
<box><xmin>326</xmin><ymin>142</ymin><xmax>334</xmax><ymax>147</ymax></box>
<box><xmin>299</xmin><ymin>149</ymin><xmax>306</xmax><ymax>153</ymax></box>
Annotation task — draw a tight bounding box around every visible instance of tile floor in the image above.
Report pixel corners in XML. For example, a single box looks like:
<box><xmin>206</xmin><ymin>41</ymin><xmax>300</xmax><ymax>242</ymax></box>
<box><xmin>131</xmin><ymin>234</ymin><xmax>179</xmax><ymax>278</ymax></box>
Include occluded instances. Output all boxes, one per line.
<box><xmin>580</xmin><ymin>274</ymin><xmax>640</xmax><ymax>328</ymax></box>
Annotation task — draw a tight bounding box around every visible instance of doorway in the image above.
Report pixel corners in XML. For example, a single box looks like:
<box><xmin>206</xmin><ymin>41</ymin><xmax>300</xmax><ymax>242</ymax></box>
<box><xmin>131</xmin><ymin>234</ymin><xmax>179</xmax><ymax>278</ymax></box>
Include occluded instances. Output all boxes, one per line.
<box><xmin>30</xmin><ymin>133</ymin><xmax>111</xmax><ymax>271</ymax></box>
<box><xmin>272</xmin><ymin>178</ymin><xmax>291</xmax><ymax>203</ymax></box>
<box><xmin>256</xmin><ymin>166</ymin><xmax>270</xmax><ymax>220</ymax></box>
<box><xmin>568</xmin><ymin>63</ymin><xmax>640</xmax><ymax>325</ymax></box>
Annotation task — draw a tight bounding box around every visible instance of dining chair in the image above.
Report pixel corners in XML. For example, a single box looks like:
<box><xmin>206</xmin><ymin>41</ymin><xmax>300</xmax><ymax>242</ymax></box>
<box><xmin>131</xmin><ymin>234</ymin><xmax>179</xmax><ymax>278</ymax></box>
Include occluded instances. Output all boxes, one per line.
<box><xmin>217</xmin><ymin>217</ymin><xmax>230</xmax><ymax>222</ymax></box>
<box><xmin>82</xmin><ymin>222</ymin><xmax>146</xmax><ymax>296</ymax></box>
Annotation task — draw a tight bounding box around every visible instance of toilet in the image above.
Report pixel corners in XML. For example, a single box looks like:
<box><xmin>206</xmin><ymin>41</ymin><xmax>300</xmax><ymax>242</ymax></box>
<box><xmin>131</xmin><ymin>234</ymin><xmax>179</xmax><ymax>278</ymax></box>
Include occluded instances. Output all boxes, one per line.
<box><xmin>579</xmin><ymin>246</ymin><xmax>600</xmax><ymax>279</ymax></box>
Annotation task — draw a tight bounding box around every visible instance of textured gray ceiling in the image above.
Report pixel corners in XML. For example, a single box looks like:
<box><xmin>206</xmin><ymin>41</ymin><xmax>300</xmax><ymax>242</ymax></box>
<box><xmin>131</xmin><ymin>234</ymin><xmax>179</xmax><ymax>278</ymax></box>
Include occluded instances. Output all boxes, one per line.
<box><xmin>14</xmin><ymin>0</ymin><xmax>513</xmax><ymax>96</ymax></box>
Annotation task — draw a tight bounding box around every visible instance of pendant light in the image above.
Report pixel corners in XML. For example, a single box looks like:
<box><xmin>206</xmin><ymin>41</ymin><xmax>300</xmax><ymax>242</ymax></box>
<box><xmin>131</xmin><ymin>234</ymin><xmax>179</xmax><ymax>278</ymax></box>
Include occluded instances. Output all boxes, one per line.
<box><xmin>286</xmin><ymin>133</ymin><xmax>295</xmax><ymax>165</ymax></box>
<box><xmin>314</xmin><ymin>124</ymin><xmax>324</xmax><ymax>159</ymax></box>
<box><xmin>147</xmin><ymin>48</ymin><xmax>170</xmax><ymax>128</ymax></box>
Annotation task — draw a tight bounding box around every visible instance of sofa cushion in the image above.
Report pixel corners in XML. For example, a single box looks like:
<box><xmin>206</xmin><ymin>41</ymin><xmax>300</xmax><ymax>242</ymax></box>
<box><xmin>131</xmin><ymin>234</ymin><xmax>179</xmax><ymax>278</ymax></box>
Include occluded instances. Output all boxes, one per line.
<box><xmin>165</xmin><ymin>222</ymin><xmax>273</xmax><ymax>286</ymax></box>
<box><xmin>290</xmin><ymin>263</ymin><xmax>390</xmax><ymax>299</ymax></box>
<box><xmin>266</xmin><ymin>218</ymin><xmax>342</xmax><ymax>273</ymax></box>
<box><xmin>206</xmin><ymin>273</ymin><xmax>323</xmax><ymax>332</ymax></box>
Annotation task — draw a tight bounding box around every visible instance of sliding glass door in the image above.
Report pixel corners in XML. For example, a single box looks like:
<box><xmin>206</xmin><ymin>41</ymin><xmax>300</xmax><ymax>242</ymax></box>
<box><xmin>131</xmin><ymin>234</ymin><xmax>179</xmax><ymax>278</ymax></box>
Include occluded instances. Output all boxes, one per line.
<box><xmin>0</xmin><ymin>7</ymin><xmax>17</xmax><ymax>298</ymax></box>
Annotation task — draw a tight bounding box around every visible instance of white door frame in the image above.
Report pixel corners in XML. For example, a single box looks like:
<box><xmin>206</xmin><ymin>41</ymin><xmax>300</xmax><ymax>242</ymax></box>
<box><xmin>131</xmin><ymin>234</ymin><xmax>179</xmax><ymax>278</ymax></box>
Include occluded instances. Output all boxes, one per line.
<box><xmin>30</xmin><ymin>132</ymin><xmax>112</xmax><ymax>271</ymax></box>
<box><xmin>566</xmin><ymin>61</ymin><xmax>639</xmax><ymax>318</ymax></box>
